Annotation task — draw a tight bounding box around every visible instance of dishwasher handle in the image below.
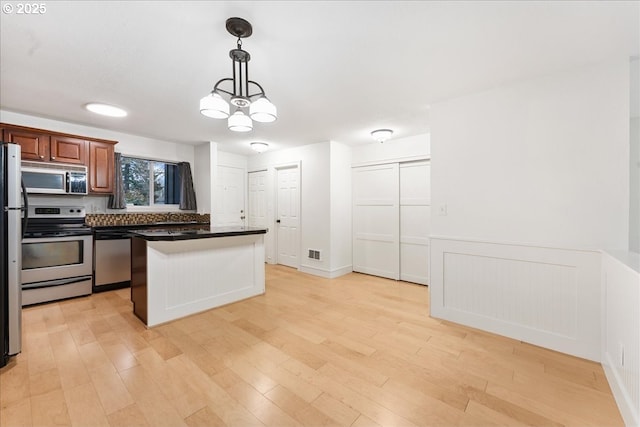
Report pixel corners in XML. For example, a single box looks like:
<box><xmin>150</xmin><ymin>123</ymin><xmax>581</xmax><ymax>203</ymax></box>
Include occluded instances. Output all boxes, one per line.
<box><xmin>94</xmin><ymin>232</ymin><xmax>132</xmax><ymax>240</ymax></box>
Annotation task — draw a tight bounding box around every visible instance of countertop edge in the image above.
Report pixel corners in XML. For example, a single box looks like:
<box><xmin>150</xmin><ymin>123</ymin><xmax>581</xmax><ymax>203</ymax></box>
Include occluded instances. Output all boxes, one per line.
<box><xmin>130</xmin><ymin>228</ymin><xmax>268</xmax><ymax>241</ymax></box>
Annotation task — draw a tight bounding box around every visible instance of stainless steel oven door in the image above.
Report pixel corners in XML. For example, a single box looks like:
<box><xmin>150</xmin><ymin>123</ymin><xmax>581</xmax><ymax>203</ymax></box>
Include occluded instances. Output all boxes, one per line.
<box><xmin>21</xmin><ymin>235</ymin><xmax>93</xmax><ymax>284</ymax></box>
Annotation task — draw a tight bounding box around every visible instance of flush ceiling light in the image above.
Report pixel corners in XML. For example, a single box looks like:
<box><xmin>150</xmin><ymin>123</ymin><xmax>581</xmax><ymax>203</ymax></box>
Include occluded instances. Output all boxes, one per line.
<box><xmin>371</xmin><ymin>129</ymin><xmax>393</xmax><ymax>143</ymax></box>
<box><xmin>85</xmin><ymin>103</ymin><xmax>127</xmax><ymax>117</ymax></box>
<box><xmin>200</xmin><ymin>17</ymin><xmax>277</xmax><ymax>132</ymax></box>
<box><xmin>250</xmin><ymin>142</ymin><xmax>269</xmax><ymax>153</ymax></box>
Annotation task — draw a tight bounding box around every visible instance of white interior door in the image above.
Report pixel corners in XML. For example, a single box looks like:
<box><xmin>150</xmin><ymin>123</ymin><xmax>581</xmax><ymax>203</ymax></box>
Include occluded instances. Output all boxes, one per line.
<box><xmin>400</xmin><ymin>161</ymin><xmax>431</xmax><ymax>285</ymax></box>
<box><xmin>276</xmin><ymin>166</ymin><xmax>300</xmax><ymax>268</ymax></box>
<box><xmin>352</xmin><ymin>163</ymin><xmax>400</xmax><ymax>280</ymax></box>
<box><xmin>248</xmin><ymin>170</ymin><xmax>267</xmax><ymax>227</ymax></box>
<box><xmin>214</xmin><ymin>165</ymin><xmax>245</xmax><ymax>226</ymax></box>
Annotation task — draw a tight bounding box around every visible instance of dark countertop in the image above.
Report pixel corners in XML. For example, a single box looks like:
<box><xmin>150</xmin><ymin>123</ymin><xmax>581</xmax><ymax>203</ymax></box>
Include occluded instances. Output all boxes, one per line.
<box><xmin>130</xmin><ymin>226</ymin><xmax>268</xmax><ymax>241</ymax></box>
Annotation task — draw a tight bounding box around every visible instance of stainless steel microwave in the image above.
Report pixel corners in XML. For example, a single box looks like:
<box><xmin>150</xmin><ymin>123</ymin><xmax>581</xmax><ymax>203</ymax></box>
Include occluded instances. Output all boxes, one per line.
<box><xmin>21</xmin><ymin>161</ymin><xmax>88</xmax><ymax>195</ymax></box>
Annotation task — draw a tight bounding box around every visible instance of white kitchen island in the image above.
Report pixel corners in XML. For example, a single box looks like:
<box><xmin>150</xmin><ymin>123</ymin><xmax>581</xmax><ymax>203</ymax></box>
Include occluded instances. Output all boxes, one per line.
<box><xmin>130</xmin><ymin>227</ymin><xmax>267</xmax><ymax>327</ymax></box>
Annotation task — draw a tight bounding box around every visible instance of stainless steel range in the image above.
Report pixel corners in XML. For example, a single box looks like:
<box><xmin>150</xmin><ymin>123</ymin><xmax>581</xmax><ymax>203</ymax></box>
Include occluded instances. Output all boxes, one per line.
<box><xmin>22</xmin><ymin>205</ymin><xmax>93</xmax><ymax>306</ymax></box>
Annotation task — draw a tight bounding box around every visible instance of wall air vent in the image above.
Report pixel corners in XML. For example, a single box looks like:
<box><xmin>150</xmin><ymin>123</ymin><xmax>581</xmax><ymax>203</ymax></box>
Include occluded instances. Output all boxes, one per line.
<box><xmin>307</xmin><ymin>249</ymin><xmax>321</xmax><ymax>261</ymax></box>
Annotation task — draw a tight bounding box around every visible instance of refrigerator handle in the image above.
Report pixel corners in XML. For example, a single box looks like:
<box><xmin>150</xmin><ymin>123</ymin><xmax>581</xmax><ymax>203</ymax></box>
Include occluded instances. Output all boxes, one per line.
<box><xmin>21</xmin><ymin>178</ymin><xmax>28</xmax><ymax>239</ymax></box>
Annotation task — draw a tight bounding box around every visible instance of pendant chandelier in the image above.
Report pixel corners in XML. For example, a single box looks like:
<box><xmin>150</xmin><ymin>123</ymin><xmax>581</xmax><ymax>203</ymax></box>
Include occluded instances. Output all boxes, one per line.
<box><xmin>200</xmin><ymin>17</ymin><xmax>277</xmax><ymax>132</ymax></box>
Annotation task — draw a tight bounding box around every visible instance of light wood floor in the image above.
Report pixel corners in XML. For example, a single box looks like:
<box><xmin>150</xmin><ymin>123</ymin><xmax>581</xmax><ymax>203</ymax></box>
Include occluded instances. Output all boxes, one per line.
<box><xmin>1</xmin><ymin>265</ymin><xmax>624</xmax><ymax>427</ymax></box>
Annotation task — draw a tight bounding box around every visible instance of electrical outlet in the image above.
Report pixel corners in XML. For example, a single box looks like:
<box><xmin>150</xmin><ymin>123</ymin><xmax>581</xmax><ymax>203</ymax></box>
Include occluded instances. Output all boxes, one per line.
<box><xmin>438</xmin><ymin>204</ymin><xmax>448</xmax><ymax>216</ymax></box>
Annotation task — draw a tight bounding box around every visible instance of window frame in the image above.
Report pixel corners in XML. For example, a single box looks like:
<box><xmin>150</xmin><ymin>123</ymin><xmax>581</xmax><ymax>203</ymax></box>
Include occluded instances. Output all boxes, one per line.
<box><xmin>120</xmin><ymin>155</ymin><xmax>182</xmax><ymax>212</ymax></box>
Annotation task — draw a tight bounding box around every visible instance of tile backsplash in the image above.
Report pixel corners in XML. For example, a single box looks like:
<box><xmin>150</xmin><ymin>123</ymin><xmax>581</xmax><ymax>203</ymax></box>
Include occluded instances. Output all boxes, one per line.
<box><xmin>86</xmin><ymin>212</ymin><xmax>210</xmax><ymax>227</ymax></box>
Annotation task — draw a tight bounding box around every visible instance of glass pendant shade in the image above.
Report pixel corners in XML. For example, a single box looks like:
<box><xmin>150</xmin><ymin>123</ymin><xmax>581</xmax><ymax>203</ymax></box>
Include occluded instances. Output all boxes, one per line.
<box><xmin>200</xmin><ymin>92</ymin><xmax>230</xmax><ymax>119</ymax></box>
<box><xmin>228</xmin><ymin>110</ymin><xmax>253</xmax><ymax>132</ymax></box>
<box><xmin>249</xmin><ymin>96</ymin><xmax>277</xmax><ymax>123</ymax></box>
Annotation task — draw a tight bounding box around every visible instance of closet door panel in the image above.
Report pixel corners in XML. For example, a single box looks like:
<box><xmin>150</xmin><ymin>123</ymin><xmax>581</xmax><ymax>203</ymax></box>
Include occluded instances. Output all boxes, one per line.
<box><xmin>400</xmin><ymin>161</ymin><xmax>431</xmax><ymax>285</ymax></box>
<box><xmin>352</xmin><ymin>164</ymin><xmax>399</xmax><ymax>280</ymax></box>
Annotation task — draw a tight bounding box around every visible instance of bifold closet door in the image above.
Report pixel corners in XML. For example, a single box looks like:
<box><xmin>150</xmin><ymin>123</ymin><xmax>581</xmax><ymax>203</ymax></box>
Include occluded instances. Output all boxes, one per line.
<box><xmin>352</xmin><ymin>163</ymin><xmax>399</xmax><ymax>280</ymax></box>
<box><xmin>400</xmin><ymin>161</ymin><xmax>430</xmax><ymax>285</ymax></box>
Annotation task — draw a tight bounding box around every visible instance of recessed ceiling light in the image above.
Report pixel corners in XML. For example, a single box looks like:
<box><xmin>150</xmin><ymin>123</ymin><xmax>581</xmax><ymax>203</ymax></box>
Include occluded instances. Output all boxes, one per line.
<box><xmin>85</xmin><ymin>103</ymin><xmax>128</xmax><ymax>117</ymax></box>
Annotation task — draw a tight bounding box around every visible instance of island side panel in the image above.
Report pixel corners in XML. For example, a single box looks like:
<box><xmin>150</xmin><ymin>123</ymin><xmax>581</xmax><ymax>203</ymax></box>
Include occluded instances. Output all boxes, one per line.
<box><xmin>131</xmin><ymin>237</ymin><xmax>148</xmax><ymax>324</ymax></box>
<box><xmin>145</xmin><ymin>234</ymin><xmax>265</xmax><ymax>327</ymax></box>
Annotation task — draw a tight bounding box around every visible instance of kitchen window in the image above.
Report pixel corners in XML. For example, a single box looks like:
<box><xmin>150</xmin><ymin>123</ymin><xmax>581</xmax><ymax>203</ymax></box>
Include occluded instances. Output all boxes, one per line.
<box><xmin>121</xmin><ymin>157</ymin><xmax>181</xmax><ymax>206</ymax></box>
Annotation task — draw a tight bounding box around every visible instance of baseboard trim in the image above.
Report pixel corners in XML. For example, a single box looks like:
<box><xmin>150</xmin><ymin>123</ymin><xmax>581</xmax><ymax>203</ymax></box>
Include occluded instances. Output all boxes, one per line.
<box><xmin>298</xmin><ymin>264</ymin><xmax>352</xmax><ymax>279</ymax></box>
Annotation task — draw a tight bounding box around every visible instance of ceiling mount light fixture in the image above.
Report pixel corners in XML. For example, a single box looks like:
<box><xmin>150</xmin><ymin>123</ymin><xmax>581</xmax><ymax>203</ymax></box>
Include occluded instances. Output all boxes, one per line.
<box><xmin>371</xmin><ymin>129</ymin><xmax>393</xmax><ymax>143</ymax></box>
<box><xmin>200</xmin><ymin>17</ymin><xmax>277</xmax><ymax>132</ymax></box>
<box><xmin>250</xmin><ymin>142</ymin><xmax>269</xmax><ymax>153</ymax></box>
<box><xmin>85</xmin><ymin>103</ymin><xmax>127</xmax><ymax>118</ymax></box>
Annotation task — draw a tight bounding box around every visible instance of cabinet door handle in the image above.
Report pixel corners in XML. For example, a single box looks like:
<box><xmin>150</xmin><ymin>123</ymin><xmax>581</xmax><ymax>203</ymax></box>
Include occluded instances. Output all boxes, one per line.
<box><xmin>51</xmin><ymin>156</ymin><xmax>56</xmax><ymax>160</ymax></box>
<box><xmin>39</xmin><ymin>155</ymin><xmax>44</xmax><ymax>159</ymax></box>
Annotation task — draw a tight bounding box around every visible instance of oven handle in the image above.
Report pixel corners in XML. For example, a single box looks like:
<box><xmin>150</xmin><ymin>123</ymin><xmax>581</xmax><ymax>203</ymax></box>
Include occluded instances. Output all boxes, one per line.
<box><xmin>22</xmin><ymin>275</ymin><xmax>92</xmax><ymax>290</ymax></box>
<box><xmin>22</xmin><ymin>235</ymin><xmax>93</xmax><ymax>243</ymax></box>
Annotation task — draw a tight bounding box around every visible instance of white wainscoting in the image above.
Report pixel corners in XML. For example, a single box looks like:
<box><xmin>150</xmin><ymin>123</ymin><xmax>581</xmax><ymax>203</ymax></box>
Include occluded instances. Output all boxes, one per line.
<box><xmin>145</xmin><ymin>235</ymin><xmax>265</xmax><ymax>327</ymax></box>
<box><xmin>430</xmin><ymin>237</ymin><xmax>601</xmax><ymax>361</ymax></box>
<box><xmin>602</xmin><ymin>251</ymin><xmax>640</xmax><ymax>427</ymax></box>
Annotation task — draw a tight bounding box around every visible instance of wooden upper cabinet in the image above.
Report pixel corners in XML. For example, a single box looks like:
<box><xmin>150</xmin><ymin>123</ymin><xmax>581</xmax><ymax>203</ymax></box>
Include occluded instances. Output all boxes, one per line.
<box><xmin>3</xmin><ymin>128</ymin><xmax>50</xmax><ymax>161</ymax></box>
<box><xmin>50</xmin><ymin>135</ymin><xmax>87</xmax><ymax>165</ymax></box>
<box><xmin>88</xmin><ymin>140</ymin><xmax>115</xmax><ymax>194</ymax></box>
<box><xmin>2</xmin><ymin>123</ymin><xmax>118</xmax><ymax>195</ymax></box>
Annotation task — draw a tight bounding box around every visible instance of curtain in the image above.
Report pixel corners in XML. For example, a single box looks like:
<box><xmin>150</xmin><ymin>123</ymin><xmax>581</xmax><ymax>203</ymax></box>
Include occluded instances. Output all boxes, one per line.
<box><xmin>108</xmin><ymin>152</ymin><xmax>126</xmax><ymax>209</ymax></box>
<box><xmin>178</xmin><ymin>162</ymin><xmax>197</xmax><ymax>210</ymax></box>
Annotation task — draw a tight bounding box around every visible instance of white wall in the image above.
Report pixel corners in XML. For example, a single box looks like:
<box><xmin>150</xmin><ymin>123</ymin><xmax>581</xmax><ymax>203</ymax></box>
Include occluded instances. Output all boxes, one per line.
<box><xmin>430</xmin><ymin>60</ymin><xmax>629</xmax><ymax>250</ymax></box>
<box><xmin>429</xmin><ymin>59</ymin><xmax>630</xmax><ymax>361</ymax></box>
<box><xmin>631</xmin><ymin>117</ymin><xmax>640</xmax><ymax>253</ymax></box>
<box><xmin>630</xmin><ymin>58</ymin><xmax>640</xmax><ymax>253</ymax></box>
<box><xmin>193</xmin><ymin>142</ymin><xmax>213</xmax><ymax>215</ymax></box>
<box><xmin>1</xmin><ymin>110</ymin><xmax>197</xmax><ymax>213</ymax></box>
<box><xmin>351</xmin><ymin>133</ymin><xmax>431</xmax><ymax>166</ymax></box>
<box><xmin>329</xmin><ymin>141</ymin><xmax>353</xmax><ymax>276</ymax></box>
<box><xmin>217</xmin><ymin>151</ymin><xmax>247</xmax><ymax>169</ymax></box>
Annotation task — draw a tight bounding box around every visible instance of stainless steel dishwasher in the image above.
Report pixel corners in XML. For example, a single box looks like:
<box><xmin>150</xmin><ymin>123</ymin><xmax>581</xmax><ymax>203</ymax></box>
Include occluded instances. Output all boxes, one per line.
<box><xmin>93</xmin><ymin>229</ymin><xmax>131</xmax><ymax>292</ymax></box>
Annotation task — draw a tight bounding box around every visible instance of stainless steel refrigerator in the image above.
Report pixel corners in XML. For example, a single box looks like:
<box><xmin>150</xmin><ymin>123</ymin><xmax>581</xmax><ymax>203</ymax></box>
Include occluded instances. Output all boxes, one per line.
<box><xmin>1</xmin><ymin>142</ymin><xmax>25</xmax><ymax>368</ymax></box>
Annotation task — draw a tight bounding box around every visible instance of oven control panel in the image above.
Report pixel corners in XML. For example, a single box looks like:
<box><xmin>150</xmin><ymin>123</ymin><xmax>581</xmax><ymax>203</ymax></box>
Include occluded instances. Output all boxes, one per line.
<box><xmin>28</xmin><ymin>205</ymin><xmax>86</xmax><ymax>219</ymax></box>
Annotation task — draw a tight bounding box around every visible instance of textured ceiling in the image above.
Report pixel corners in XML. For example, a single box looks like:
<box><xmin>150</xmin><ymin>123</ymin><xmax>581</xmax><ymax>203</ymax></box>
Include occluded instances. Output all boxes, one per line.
<box><xmin>1</xmin><ymin>1</ymin><xmax>638</xmax><ymax>155</ymax></box>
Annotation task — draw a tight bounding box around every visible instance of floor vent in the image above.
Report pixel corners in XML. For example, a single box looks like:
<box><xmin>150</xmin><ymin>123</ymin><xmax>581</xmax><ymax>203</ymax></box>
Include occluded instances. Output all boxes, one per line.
<box><xmin>308</xmin><ymin>249</ymin><xmax>321</xmax><ymax>260</ymax></box>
